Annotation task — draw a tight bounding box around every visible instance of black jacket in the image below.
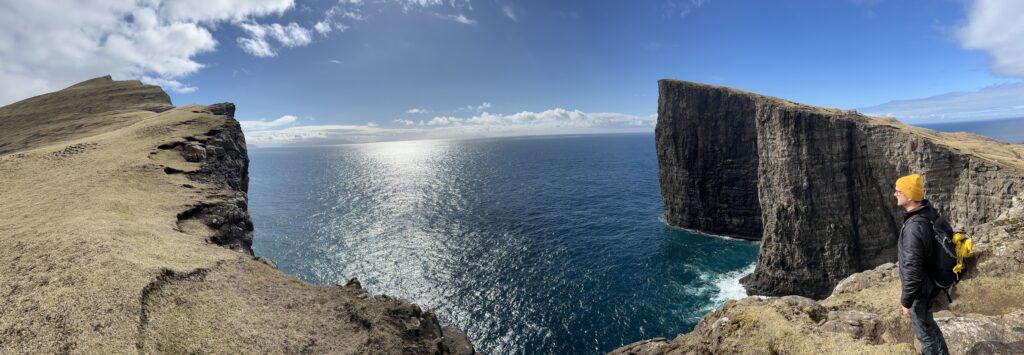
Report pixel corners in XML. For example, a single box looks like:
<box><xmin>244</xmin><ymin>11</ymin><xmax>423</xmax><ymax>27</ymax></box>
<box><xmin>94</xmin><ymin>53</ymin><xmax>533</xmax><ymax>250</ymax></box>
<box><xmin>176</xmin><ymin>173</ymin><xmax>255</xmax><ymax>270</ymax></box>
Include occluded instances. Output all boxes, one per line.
<box><xmin>897</xmin><ymin>199</ymin><xmax>950</xmax><ymax>308</ymax></box>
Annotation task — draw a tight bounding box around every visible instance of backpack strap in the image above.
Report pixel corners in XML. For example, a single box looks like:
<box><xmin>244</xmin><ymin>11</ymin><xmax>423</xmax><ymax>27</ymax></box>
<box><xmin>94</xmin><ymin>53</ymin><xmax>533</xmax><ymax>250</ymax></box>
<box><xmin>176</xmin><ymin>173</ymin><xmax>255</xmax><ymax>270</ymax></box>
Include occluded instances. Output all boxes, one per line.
<box><xmin>922</xmin><ymin>214</ymin><xmax>957</xmax><ymax>259</ymax></box>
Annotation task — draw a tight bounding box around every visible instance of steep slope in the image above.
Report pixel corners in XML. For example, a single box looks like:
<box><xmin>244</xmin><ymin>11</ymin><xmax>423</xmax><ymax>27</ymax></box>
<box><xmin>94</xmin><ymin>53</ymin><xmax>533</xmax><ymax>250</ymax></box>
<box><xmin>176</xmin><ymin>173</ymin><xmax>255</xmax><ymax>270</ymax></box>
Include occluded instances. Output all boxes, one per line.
<box><xmin>0</xmin><ymin>75</ymin><xmax>173</xmax><ymax>155</ymax></box>
<box><xmin>0</xmin><ymin>76</ymin><xmax>473</xmax><ymax>353</ymax></box>
<box><xmin>656</xmin><ymin>79</ymin><xmax>1024</xmax><ymax>298</ymax></box>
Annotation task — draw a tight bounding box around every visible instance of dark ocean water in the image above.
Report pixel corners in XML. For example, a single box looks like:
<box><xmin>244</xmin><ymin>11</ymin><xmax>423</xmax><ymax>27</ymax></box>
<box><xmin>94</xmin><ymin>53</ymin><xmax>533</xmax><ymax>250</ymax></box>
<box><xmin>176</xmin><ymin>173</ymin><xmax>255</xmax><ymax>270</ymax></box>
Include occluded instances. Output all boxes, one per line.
<box><xmin>916</xmin><ymin>117</ymin><xmax>1024</xmax><ymax>143</ymax></box>
<box><xmin>248</xmin><ymin>133</ymin><xmax>759</xmax><ymax>354</ymax></box>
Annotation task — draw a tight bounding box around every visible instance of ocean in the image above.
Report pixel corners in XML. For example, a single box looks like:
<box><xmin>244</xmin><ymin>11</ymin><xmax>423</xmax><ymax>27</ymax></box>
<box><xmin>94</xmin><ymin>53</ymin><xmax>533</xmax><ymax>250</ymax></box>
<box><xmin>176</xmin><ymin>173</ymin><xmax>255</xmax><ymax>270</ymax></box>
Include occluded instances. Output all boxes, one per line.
<box><xmin>916</xmin><ymin>117</ymin><xmax>1024</xmax><ymax>143</ymax></box>
<box><xmin>248</xmin><ymin>133</ymin><xmax>760</xmax><ymax>354</ymax></box>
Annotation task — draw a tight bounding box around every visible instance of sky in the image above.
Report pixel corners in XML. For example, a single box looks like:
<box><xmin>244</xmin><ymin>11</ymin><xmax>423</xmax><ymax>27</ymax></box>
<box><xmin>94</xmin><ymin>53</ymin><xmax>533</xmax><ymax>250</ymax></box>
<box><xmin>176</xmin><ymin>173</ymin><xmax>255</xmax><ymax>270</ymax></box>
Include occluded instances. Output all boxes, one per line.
<box><xmin>1</xmin><ymin>0</ymin><xmax>1023</xmax><ymax>145</ymax></box>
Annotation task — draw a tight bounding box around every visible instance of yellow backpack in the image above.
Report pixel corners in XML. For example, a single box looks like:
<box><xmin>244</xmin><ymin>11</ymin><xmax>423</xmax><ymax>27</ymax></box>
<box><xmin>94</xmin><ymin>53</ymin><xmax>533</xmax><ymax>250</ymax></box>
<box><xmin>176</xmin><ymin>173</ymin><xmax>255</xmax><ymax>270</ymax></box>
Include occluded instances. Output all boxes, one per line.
<box><xmin>951</xmin><ymin>232</ymin><xmax>973</xmax><ymax>277</ymax></box>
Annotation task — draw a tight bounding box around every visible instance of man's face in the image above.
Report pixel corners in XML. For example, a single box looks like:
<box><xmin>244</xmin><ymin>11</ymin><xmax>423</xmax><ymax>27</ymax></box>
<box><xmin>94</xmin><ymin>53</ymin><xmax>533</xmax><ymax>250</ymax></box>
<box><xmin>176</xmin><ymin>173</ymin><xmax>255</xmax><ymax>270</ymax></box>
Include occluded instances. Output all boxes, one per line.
<box><xmin>894</xmin><ymin>188</ymin><xmax>909</xmax><ymax>207</ymax></box>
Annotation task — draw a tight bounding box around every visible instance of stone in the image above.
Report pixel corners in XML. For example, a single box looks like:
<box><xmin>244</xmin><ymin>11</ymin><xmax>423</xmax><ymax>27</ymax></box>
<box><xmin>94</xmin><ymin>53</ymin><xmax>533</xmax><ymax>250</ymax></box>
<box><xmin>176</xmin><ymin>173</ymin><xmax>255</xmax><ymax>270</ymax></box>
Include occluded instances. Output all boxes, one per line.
<box><xmin>966</xmin><ymin>340</ymin><xmax>1024</xmax><ymax>355</ymax></box>
<box><xmin>441</xmin><ymin>326</ymin><xmax>478</xmax><ymax>355</ymax></box>
<box><xmin>345</xmin><ymin>277</ymin><xmax>362</xmax><ymax>289</ymax></box>
<box><xmin>819</xmin><ymin>310</ymin><xmax>879</xmax><ymax>340</ymax></box>
<box><xmin>607</xmin><ymin>337</ymin><xmax>675</xmax><ymax>355</ymax></box>
<box><xmin>831</xmin><ymin>262</ymin><xmax>899</xmax><ymax>297</ymax></box>
<box><xmin>937</xmin><ymin>312</ymin><xmax>1024</xmax><ymax>355</ymax></box>
<box><xmin>182</xmin><ymin>143</ymin><xmax>206</xmax><ymax>162</ymax></box>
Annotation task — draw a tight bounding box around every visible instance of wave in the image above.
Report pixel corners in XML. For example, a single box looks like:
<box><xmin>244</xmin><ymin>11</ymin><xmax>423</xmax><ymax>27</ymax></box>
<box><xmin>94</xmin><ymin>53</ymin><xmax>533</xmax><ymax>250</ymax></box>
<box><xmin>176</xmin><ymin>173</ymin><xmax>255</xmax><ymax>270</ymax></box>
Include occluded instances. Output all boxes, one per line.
<box><xmin>711</xmin><ymin>262</ymin><xmax>756</xmax><ymax>305</ymax></box>
<box><xmin>658</xmin><ymin>215</ymin><xmax>760</xmax><ymax>243</ymax></box>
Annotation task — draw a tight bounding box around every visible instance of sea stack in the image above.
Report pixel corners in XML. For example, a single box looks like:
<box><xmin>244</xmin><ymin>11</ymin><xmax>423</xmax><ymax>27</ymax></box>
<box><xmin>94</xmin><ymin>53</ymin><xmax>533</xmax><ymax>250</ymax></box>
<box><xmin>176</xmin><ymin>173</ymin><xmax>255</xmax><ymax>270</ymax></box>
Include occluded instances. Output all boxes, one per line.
<box><xmin>0</xmin><ymin>76</ymin><xmax>474</xmax><ymax>353</ymax></box>
<box><xmin>655</xmin><ymin>79</ymin><xmax>1024</xmax><ymax>299</ymax></box>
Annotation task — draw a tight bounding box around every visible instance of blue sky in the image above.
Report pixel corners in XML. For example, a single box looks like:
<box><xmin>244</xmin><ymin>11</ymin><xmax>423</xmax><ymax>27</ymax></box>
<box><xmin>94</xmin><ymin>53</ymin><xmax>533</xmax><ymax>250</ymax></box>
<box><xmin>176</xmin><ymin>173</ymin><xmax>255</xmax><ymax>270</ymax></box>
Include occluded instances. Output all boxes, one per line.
<box><xmin>2</xmin><ymin>0</ymin><xmax>1023</xmax><ymax>145</ymax></box>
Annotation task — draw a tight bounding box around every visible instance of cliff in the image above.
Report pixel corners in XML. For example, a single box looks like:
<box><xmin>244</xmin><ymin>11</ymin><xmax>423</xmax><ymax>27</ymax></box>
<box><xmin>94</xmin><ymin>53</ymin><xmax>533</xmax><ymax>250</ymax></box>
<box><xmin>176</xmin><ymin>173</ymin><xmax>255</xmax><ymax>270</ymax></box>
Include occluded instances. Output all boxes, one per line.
<box><xmin>612</xmin><ymin>204</ymin><xmax>1024</xmax><ymax>354</ymax></box>
<box><xmin>616</xmin><ymin>79</ymin><xmax>1024</xmax><ymax>354</ymax></box>
<box><xmin>656</xmin><ymin>79</ymin><xmax>1024</xmax><ymax>298</ymax></box>
<box><xmin>0</xmin><ymin>76</ymin><xmax>474</xmax><ymax>353</ymax></box>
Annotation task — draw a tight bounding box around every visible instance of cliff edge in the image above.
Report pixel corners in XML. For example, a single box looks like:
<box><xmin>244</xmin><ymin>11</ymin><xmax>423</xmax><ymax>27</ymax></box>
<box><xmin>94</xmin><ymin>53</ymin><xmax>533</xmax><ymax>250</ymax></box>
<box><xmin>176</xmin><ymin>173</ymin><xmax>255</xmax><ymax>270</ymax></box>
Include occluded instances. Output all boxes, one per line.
<box><xmin>656</xmin><ymin>79</ymin><xmax>1024</xmax><ymax>298</ymax></box>
<box><xmin>616</xmin><ymin>79</ymin><xmax>1024</xmax><ymax>354</ymax></box>
<box><xmin>612</xmin><ymin>204</ymin><xmax>1024</xmax><ymax>354</ymax></box>
<box><xmin>0</xmin><ymin>76</ymin><xmax>474</xmax><ymax>353</ymax></box>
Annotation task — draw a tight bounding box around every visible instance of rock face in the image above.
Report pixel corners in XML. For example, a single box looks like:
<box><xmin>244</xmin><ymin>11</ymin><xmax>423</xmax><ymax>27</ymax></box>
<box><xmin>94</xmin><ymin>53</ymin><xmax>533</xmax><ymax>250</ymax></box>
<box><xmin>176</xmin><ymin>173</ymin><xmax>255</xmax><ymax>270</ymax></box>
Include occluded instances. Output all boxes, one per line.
<box><xmin>656</xmin><ymin>79</ymin><xmax>1024</xmax><ymax>298</ymax></box>
<box><xmin>656</xmin><ymin>83</ymin><xmax>763</xmax><ymax>239</ymax></box>
<box><xmin>611</xmin><ymin>209</ymin><xmax>1024</xmax><ymax>354</ymax></box>
<box><xmin>0</xmin><ymin>76</ymin><xmax>474</xmax><ymax>353</ymax></box>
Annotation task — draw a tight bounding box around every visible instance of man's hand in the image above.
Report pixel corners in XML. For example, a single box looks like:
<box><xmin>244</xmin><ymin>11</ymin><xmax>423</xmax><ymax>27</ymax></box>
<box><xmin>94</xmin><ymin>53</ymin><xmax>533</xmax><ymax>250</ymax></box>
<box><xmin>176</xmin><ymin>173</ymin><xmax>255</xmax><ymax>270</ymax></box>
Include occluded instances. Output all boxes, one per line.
<box><xmin>902</xmin><ymin>306</ymin><xmax>909</xmax><ymax>317</ymax></box>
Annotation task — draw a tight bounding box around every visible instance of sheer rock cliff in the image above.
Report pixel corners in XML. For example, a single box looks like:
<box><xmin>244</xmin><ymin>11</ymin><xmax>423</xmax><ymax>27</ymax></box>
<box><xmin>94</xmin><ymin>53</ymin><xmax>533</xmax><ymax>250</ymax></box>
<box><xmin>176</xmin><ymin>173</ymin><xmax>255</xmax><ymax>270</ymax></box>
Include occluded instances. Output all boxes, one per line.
<box><xmin>620</xmin><ymin>79</ymin><xmax>1024</xmax><ymax>354</ymax></box>
<box><xmin>0</xmin><ymin>76</ymin><xmax>474</xmax><ymax>354</ymax></box>
<box><xmin>656</xmin><ymin>79</ymin><xmax>1024</xmax><ymax>298</ymax></box>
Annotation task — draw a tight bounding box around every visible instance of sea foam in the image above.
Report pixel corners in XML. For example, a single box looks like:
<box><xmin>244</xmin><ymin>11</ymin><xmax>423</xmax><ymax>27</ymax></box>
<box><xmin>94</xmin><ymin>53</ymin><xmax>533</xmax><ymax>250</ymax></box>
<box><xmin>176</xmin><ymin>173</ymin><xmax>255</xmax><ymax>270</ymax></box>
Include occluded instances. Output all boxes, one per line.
<box><xmin>711</xmin><ymin>262</ymin><xmax>756</xmax><ymax>304</ymax></box>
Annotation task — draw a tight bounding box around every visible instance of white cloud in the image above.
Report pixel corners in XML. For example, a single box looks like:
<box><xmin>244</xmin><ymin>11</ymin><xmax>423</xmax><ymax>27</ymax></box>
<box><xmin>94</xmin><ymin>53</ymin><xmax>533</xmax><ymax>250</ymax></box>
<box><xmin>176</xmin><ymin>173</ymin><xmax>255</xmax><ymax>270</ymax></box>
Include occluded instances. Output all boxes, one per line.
<box><xmin>309</xmin><ymin>1</ymin><xmax>366</xmax><ymax>49</ymax></box>
<box><xmin>314</xmin><ymin>21</ymin><xmax>332</xmax><ymax>35</ymax></box>
<box><xmin>330</xmin><ymin>59</ymin><xmax>344</xmax><ymax>64</ymax></box>
<box><xmin>666</xmin><ymin>0</ymin><xmax>708</xmax><ymax>18</ymax></box>
<box><xmin>0</xmin><ymin>0</ymin><xmax>298</xmax><ymax>105</ymax></box>
<box><xmin>445</xmin><ymin>108</ymin><xmax>655</xmax><ymax>128</ymax></box>
<box><xmin>406</xmin><ymin>108</ymin><xmax>428</xmax><ymax>114</ymax></box>
<box><xmin>440</xmin><ymin>13</ymin><xmax>477</xmax><ymax>24</ymax></box>
<box><xmin>402</xmin><ymin>0</ymin><xmax>446</xmax><ymax>6</ymax></box>
<box><xmin>327</xmin><ymin>6</ymin><xmax>365</xmax><ymax>21</ymax></box>
<box><xmin>237</xmin><ymin>22</ymin><xmax>313</xmax><ymax>57</ymax></box>
<box><xmin>503</xmin><ymin>5</ymin><xmax>517</xmax><ymax>21</ymax></box>
<box><xmin>859</xmin><ymin>81</ymin><xmax>1024</xmax><ymax>123</ymax></box>
<box><xmin>957</xmin><ymin>0</ymin><xmax>1024</xmax><ymax>77</ymax></box>
<box><xmin>245</xmin><ymin>108</ymin><xmax>657</xmax><ymax>146</ymax></box>
<box><xmin>159</xmin><ymin>0</ymin><xmax>294</xmax><ymax>23</ymax></box>
<box><xmin>396</xmin><ymin>0</ymin><xmax>471</xmax><ymax>11</ymax></box>
<box><xmin>140</xmin><ymin>76</ymin><xmax>198</xmax><ymax>94</ymax></box>
<box><xmin>244</xmin><ymin>124</ymin><xmax>389</xmax><ymax>146</ymax></box>
<box><xmin>239</xmin><ymin>115</ymin><xmax>299</xmax><ymax>131</ymax></box>
<box><xmin>456</xmin><ymin>102</ymin><xmax>491</xmax><ymax>112</ymax></box>
<box><xmin>856</xmin><ymin>0</ymin><xmax>1024</xmax><ymax>123</ymax></box>
<box><xmin>237</xmin><ymin>37</ymin><xmax>276</xmax><ymax>57</ymax></box>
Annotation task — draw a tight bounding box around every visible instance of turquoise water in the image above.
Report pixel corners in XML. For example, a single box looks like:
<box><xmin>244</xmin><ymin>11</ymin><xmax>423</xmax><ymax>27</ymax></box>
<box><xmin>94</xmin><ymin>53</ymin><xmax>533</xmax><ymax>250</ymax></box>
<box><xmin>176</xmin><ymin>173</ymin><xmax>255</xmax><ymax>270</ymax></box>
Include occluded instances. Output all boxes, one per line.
<box><xmin>248</xmin><ymin>133</ymin><xmax>759</xmax><ymax>354</ymax></box>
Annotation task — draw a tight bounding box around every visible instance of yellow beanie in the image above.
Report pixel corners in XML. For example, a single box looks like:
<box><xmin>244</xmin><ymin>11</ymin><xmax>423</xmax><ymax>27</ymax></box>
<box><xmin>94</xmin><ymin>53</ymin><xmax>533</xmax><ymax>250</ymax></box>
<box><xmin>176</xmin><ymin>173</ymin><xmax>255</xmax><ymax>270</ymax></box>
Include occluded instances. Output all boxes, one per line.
<box><xmin>895</xmin><ymin>174</ymin><xmax>925</xmax><ymax>201</ymax></box>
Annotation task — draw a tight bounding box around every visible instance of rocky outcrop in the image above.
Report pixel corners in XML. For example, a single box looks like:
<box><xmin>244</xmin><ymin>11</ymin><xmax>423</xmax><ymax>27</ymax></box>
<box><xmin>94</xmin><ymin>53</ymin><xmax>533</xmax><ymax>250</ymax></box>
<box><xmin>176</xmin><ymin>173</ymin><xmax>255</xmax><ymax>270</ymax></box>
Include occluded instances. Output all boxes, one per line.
<box><xmin>613</xmin><ymin>208</ymin><xmax>1024</xmax><ymax>354</ymax></box>
<box><xmin>0</xmin><ymin>76</ymin><xmax>474</xmax><ymax>353</ymax></box>
<box><xmin>158</xmin><ymin>102</ymin><xmax>254</xmax><ymax>254</ymax></box>
<box><xmin>657</xmin><ymin>79</ymin><xmax>1024</xmax><ymax>298</ymax></box>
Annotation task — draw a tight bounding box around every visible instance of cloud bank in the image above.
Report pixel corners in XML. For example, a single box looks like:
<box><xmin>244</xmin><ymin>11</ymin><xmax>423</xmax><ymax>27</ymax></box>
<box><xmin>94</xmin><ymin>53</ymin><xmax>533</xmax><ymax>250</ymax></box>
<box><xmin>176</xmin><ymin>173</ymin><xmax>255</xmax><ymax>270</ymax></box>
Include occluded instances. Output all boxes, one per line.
<box><xmin>859</xmin><ymin>82</ymin><xmax>1024</xmax><ymax>123</ymax></box>
<box><xmin>239</xmin><ymin>109</ymin><xmax>656</xmax><ymax>146</ymax></box>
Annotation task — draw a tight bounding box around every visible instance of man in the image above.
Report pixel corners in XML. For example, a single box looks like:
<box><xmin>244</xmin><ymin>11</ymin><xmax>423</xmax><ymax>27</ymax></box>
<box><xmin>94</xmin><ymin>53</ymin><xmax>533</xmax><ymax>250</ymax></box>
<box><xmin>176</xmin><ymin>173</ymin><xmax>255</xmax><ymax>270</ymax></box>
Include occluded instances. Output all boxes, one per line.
<box><xmin>894</xmin><ymin>173</ymin><xmax>950</xmax><ymax>355</ymax></box>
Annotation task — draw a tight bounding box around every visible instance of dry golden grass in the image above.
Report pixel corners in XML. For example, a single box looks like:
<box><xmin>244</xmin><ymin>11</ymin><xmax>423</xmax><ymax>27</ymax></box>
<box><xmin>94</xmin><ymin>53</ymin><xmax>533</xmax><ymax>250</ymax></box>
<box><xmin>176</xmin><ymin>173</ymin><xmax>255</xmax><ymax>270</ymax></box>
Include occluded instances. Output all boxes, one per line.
<box><xmin>0</xmin><ymin>77</ymin><xmax>463</xmax><ymax>353</ymax></box>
